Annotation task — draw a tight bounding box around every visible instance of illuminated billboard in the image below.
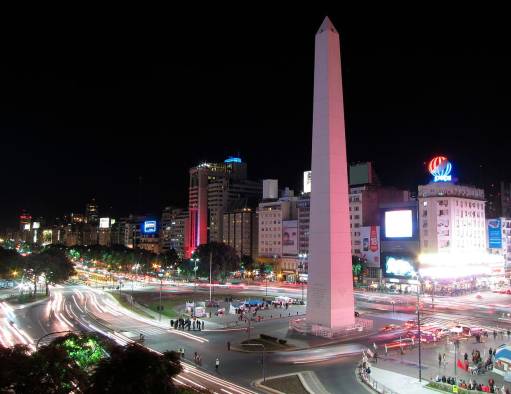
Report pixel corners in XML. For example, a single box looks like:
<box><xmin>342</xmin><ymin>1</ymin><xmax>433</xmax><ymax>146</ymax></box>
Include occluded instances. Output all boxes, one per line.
<box><xmin>384</xmin><ymin>210</ymin><xmax>413</xmax><ymax>238</ymax></box>
<box><xmin>32</xmin><ymin>222</ymin><xmax>40</xmax><ymax>229</ymax></box>
<box><xmin>23</xmin><ymin>224</ymin><xmax>30</xmax><ymax>230</ymax></box>
<box><xmin>99</xmin><ymin>218</ymin><xmax>110</xmax><ymax>229</ymax></box>
<box><xmin>428</xmin><ymin>156</ymin><xmax>453</xmax><ymax>182</ymax></box>
<box><xmin>282</xmin><ymin>220</ymin><xmax>298</xmax><ymax>256</ymax></box>
<box><xmin>384</xmin><ymin>255</ymin><xmax>416</xmax><ymax>278</ymax></box>
<box><xmin>488</xmin><ymin>219</ymin><xmax>502</xmax><ymax>249</ymax></box>
<box><xmin>143</xmin><ymin>220</ymin><xmax>157</xmax><ymax>234</ymax></box>
<box><xmin>303</xmin><ymin>171</ymin><xmax>311</xmax><ymax>193</ymax></box>
<box><xmin>361</xmin><ymin>226</ymin><xmax>380</xmax><ymax>267</ymax></box>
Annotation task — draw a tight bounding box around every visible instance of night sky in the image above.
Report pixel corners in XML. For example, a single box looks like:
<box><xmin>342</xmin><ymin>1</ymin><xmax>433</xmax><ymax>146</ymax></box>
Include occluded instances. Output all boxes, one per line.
<box><xmin>1</xmin><ymin>10</ymin><xmax>510</xmax><ymax>227</ymax></box>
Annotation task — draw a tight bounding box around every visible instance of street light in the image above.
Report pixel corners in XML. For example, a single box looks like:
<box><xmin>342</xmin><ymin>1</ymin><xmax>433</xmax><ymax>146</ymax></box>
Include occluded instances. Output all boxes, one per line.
<box><xmin>298</xmin><ymin>253</ymin><xmax>307</xmax><ymax>303</ymax></box>
<box><xmin>192</xmin><ymin>257</ymin><xmax>199</xmax><ymax>314</ymax></box>
<box><xmin>243</xmin><ymin>343</ymin><xmax>266</xmax><ymax>382</ymax></box>
<box><xmin>415</xmin><ymin>274</ymin><xmax>422</xmax><ymax>382</ymax></box>
<box><xmin>158</xmin><ymin>272</ymin><xmax>164</xmax><ymax>321</ymax></box>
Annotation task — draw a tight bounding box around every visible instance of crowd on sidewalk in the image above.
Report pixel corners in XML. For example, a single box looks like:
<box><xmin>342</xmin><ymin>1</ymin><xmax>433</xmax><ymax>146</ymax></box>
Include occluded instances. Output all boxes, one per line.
<box><xmin>433</xmin><ymin>375</ymin><xmax>509</xmax><ymax>393</ymax></box>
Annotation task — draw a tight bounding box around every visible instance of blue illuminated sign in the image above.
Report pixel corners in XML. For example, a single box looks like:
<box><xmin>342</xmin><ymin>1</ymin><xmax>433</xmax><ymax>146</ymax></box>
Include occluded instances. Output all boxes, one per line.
<box><xmin>143</xmin><ymin>220</ymin><xmax>157</xmax><ymax>234</ymax></box>
<box><xmin>224</xmin><ymin>156</ymin><xmax>242</xmax><ymax>163</ymax></box>
<box><xmin>488</xmin><ymin>219</ymin><xmax>502</xmax><ymax>249</ymax></box>
<box><xmin>428</xmin><ymin>156</ymin><xmax>453</xmax><ymax>182</ymax></box>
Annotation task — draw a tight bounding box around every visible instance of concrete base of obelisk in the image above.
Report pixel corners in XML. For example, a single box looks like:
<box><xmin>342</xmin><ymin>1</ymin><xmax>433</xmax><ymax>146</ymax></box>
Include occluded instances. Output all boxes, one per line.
<box><xmin>289</xmin><ymin>316</ymin><xmax>374</xmax><ymax>339</ymax></box>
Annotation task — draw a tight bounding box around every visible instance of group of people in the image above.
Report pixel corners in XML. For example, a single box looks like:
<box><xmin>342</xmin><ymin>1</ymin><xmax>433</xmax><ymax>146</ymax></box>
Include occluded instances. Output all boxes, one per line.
<box><xmin>170</xmin><ymin>318</ymin><xmax>204</xmax><ymax>331</ymax></box>
<box><xmin>434</xmin><ymin>375</ymin><xmax>508</xmax><ymax>393</ymax></box>
<box><xmin>193</xmin><ymin>352</ymin><xmax>202</xmax><ymax>365</ymax></box>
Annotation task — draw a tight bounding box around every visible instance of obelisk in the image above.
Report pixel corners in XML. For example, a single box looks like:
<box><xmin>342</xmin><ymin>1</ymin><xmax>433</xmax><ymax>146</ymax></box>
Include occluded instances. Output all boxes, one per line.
<box><xmin>306</xmin><ymin>17</ymin><xmax>355</xmax><ymax>330</ymax></box>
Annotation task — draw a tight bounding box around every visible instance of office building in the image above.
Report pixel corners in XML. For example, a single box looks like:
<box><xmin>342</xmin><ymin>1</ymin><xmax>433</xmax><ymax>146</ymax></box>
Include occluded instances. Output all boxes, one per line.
<box><xmin>160</xmin><ymin>207</ymin><xmax>188</xmax><ymax>257</ymax></box>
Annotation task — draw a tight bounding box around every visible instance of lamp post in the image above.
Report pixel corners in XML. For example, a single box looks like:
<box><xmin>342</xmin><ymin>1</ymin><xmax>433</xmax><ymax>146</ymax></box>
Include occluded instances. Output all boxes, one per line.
<box><xmin>209</xmin><ymin>251</ymin><xmax>212</xmax><ymax>303</ymax></box>
<box><xmin>192</xmin><ymin>257</ymin><xmax>199</xmax><ymax>314</ymax></box>
<box><xmin>158</xmin><ymin>272</ymin><xmax>163</xmax><ymax>321</ymax></box>
<box><xmin>243</xmin><ymin>343</ymin><xmax>266</xmax><ymax>382</ymax></box>
<box><xmin>298</xmin><ymin>253</ymin><xmax>307</xmax><ymax>302</ymax></box>
<box><xmin>416</xmin><ymin>275</ymin><xmax>422</xmax><ymax>382</ymax></box>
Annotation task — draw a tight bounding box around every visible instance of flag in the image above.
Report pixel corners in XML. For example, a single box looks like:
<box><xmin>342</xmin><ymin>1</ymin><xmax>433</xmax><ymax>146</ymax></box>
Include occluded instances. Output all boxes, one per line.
<box><xmin>457</xmin><ymin>359</ymin><xmax>464</xmax><ymax>370</ymax></box>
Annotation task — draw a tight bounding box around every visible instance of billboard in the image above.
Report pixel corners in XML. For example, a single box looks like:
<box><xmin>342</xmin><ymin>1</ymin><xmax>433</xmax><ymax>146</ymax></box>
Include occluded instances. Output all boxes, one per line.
<box><xmin>143</xmin><ymin>220</ymin><xmax>157</xmax><ymax>234</ymax></box>
<box><xmin>282</xmin><ymin>220</ymin><xmax>298</xmax><ymax>256</ymax></box>
<box><xmin>488</xmin><ymin>219</ymin><xmax>502</xmax><ymax>249</ymax></box>
<box><xmin>99</xmin><ymin>218</ymin><xmax>110</xmax><ymax>229</ymax></box>
<box><xmin>361</xmin><ymin>226</ymin><xmax>380</xmax><ymax>267</ymax></box>
<box><xmin>303</xmin><ymin>171</ymin><xmax>311</xmax><ymax>193</ymax></box>
<box><xmin>384</xmin><ymin>255</ymin><xmax>417</xmax><ymax>278</ymax></box>
<box><xmin>428</xmin><ymin>156</ymin><xmax>453</xmax><ymax>182</ymax></box>
<box><xmin>32</xmin><ymin>222</ymin><xmax>40</xmax><ymax>229</ymax></box>
<box><xmin>384</xmin><ymin>210</ymin><xmax>413</xmax><ymax>238</ymax></box>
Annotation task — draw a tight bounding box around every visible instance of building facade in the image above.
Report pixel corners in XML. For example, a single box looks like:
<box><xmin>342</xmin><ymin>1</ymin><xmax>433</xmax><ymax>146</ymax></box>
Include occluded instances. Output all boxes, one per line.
<box><xmin>185</xmin><ymin>157</ymin><xmax>261</xmax><ymax>257</ymax></box>
<box><xmin>418</xmin><ymin>183</ymin><xmax>486</xmax><ymax>254</ymax></box>
<box><xmin>160</xmin><ymin>207</ymin><xmax>188</xmax><ymax>257</ymax></box>
<box><xmin>222</xmin><ymin>207</ymin><xmax>258</xmax><ymax>260</ymax></box>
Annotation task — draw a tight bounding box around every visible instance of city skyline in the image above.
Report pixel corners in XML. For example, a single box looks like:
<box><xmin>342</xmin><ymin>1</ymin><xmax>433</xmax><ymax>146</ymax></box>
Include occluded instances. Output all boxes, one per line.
<box><xmin>1</xmin><ymin>12</ymin><xmax>510</xmax><ymax>226</ymax></box>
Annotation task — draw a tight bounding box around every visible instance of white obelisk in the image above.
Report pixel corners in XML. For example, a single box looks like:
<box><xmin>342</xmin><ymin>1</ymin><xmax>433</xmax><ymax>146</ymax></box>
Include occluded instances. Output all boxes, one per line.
<box><xmin>306</xmin><ymin>17</ymin><xmax>355</xmax><ymax>330</ymax></box>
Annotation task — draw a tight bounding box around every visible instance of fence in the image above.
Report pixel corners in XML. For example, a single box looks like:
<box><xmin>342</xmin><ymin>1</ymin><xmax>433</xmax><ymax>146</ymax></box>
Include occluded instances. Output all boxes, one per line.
<box><xmin>290</xmin><ymin>317</ymin><xmax>373</xmax><ymax>338</ymax></box>
<box><xmin>358</xmin><ymin>367</ymin><xmax>399</xmax><ymax>394</ymax></box>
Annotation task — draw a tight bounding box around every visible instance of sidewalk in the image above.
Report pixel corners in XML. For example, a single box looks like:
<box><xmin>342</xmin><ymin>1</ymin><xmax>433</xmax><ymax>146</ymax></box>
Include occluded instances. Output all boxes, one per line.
<box><xmin>365</xmin><ymin>367</ymin><xmax>431</xmax><ymax>394</ymax></box>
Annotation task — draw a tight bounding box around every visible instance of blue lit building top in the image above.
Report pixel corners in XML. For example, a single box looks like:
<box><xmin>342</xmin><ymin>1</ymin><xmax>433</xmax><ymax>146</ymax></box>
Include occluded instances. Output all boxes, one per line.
<box><xmin>224</xmin><ymin>156</ymin><xmax>242</xmax><ymax>164</ymax></box>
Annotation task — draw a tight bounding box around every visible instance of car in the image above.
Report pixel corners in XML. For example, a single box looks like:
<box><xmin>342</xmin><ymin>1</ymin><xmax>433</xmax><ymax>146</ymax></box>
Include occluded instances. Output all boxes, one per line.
<box><xmin>380</xmin><ymin>324</ymin><xmax>400</xmax><ymax>332</ymax></box>
<box><xmin>404</xmin><ymin>319</ymin><xmax>417</xmax><ymax>328</ymax></box>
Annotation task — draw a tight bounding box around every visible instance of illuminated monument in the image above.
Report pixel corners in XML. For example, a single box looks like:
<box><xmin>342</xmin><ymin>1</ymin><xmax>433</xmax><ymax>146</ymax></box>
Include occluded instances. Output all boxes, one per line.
<box><xmin>306</xmin><ymin>17</ymin><xmax>356</xmax><ymax>331</ymax></box>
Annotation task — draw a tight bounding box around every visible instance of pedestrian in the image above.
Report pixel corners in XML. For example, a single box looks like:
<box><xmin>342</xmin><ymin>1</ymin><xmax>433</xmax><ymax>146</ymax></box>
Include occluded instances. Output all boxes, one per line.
<box><xmin>227</xmin><ymin>341</ymin><xmax>231</xmax><ymax>351</ymax></box>
<box><xmin>464</xmin><ymin>352</ymin><xmax>468</xmax><ymax>361</ymax></box>
<box><xmin>194</xmin><ymin>352</ymin><xmax>198</xmax><ymax>363</ymax></box>
<box><xmin>489</xmin><ymin>348</ymin><xmax>493</xmax><ymax>357</ymax></box>
<box><xmin>494</xmin><ymin>330</ymin><xmax>498</xmax><ymax>340</ymax></box>
<box><xmin>374</xmin><ymin>351</ymin><xmax>378</xmax><ymax>364</ymax></box>
<box><xmin>192</xmin><ymin>320</ymin><xmax>196</xmax><ymax>330</ymax></box>
<box><xmin>202</xmin><ymin>320</ymin><xmax>204</xmax><ymax>330</ymax></box>
<box><xmin>438</xmin><ymin>353</ymin><xmax>442</xmax><ymax>368</ymax></box>
<box><xmin>215</xmin><ymin>356</ymin><xmax>220</xmax><ymax>371</ymax></box>
<box><xmin>442</xmin><ymin>353</ymin><xmax>446</xmax><ymax>368</ymax></box>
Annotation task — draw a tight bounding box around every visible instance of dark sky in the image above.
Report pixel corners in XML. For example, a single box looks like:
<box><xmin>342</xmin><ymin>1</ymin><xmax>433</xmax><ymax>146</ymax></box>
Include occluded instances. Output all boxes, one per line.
<box><xmin>1</xmin><ymin>9</ymin><xmax>510</xmax><ymax>227</ymax></box>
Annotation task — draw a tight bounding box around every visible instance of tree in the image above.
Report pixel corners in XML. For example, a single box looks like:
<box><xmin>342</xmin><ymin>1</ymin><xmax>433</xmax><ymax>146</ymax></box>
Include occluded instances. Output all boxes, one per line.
<box><xmin>352</xmin><ymin>255</ymin><xmax>367</xmax><ymax>285</ymax></box>
<box><xmin>26</xmin><ymin>249</ymin><xmax>75</xmax><ymax>295</ymax></box>
<box><xmin>88</xmin><ymin>344</ymin><xmax>182</xmax><ymax>394</ymax></box>
<box><xmin>0</xmin><ymin>341</ymin><xmax>88</xmax><ymax>394</ymax></box>
<box><xmin>195</xmin><ymin>242</ymin><xmax>240</xmax><ymax>280</ymax></box>
<box><xmin>0</xmin><ymin>246</ymin><xmax>21</xmax><ymax>279</ymax></box>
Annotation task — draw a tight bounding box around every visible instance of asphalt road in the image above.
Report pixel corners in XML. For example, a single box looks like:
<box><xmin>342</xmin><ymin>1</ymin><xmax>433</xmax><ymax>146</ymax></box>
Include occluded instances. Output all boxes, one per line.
<box><xmin>5</xmin><ymin>283</ymin><xmax>511</xmax><ymax>393</ymax></box>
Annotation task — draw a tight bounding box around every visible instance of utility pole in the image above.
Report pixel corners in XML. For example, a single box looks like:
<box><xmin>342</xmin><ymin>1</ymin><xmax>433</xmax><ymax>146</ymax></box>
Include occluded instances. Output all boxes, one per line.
<box><xmin>209</xmin><ymin>251</ymin><xmax>212</xmax><ymax>303</ymax></box>
<box><xmin>417</xmin><ymin>279</ymin><xmax>422</xmax><ymax>382</ymax></box>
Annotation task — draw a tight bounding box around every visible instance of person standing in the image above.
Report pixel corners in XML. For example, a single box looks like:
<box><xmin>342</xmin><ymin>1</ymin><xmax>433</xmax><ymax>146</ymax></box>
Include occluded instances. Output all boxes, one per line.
<box><xmin>202</xmin><ymin>320</ymin><xmax>205</xmax><ymax>330</ymax></box>
<box><xmin>438</xmin><ymin>353</ymin><xmax>442</xmax><ymax>368</ymax></box>
<box><xmin>215</xmin><ymin>356</ymin><xmax>220</xmax><ymax>372</ymax></box>
<box><xmin>227</xmin><ymin>341</ymin><xmax>231</xmax><ymax>351</ymax></box>
<box><xmin>442</xmin><ymin>353</ymin><xmax>446</xmax><ymax>368</ymax></box>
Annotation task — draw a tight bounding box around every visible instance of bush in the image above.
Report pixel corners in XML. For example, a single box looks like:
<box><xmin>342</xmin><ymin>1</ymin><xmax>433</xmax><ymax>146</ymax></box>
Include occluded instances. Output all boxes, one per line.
<box><xmin>260</xmin><ymin>334</ymin><xmax>278</xmax><ymax>342</ymax></box>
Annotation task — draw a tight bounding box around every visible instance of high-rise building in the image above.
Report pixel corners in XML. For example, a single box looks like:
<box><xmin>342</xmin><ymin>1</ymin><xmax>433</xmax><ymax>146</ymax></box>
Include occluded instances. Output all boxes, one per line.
<box><xmin>297</xmin><ymin>194</ymin><xmax>310</xmax><ymax>272</ymax></box>
<box><xmin>222</xmin><ymin>205</ymin><xmax>258</xmax><ymax>260</ymax></box>
<box><xmin>86</xmin><ymin>199</ymin><xmax>99</xmax><ymax>224</ymax></box>
<box><xmin>350</xmin><ymin>185</ymin><xmax>411</xmax><ymax>255</ymax></box>
<box><xmin>258</xmin><ymin>187</ymin><xmax>298</xmax><ymax>279</ymax></box>
<box><xmin>160</xmin><ymin>207</ymin><xmax>188</xmax><ymax>257</ymax></box>
<box><xmin>418</xmin><ymin>182</ymin><xmax>486</xmax><ymax>254</ymax></box>
<box><xmin>185</xmin><ymin>157</ymin><xmax>261</xmax><ymax>257</ymax></box>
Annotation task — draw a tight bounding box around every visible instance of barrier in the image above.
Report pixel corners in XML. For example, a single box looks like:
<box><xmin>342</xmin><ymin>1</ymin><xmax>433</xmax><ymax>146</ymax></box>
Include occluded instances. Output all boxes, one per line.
<box><xmin>290</xmin><ymin>317</ymin><xmax>373</xmax><ymax>338</ymax></box>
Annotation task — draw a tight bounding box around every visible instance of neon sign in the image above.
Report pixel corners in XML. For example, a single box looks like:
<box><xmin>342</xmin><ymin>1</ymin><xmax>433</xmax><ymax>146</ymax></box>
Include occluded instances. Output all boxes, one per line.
<box><xmin>224</xmin><ymin>156</ymin><xmax>242</xmax><ymax>163</ymax></box>
<box><xmin>143</xmin><ymin>221</ymin><xmax>157</xmax><ymax>234</ymax></box>
<box><xmin>428</xmin><ymin>156</ymin><xmax>452</xmax><ymax>182</ymax></box>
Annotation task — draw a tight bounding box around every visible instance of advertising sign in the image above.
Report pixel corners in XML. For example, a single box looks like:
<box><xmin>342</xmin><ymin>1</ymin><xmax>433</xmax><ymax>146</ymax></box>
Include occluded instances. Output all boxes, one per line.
<box><xmin>32</xmin><ymin>222</ymin><xmax>40</xmax><ymax>229</ymax></box>
<box><xmin>282</xmin><ymin>220</ymin><xmax>298</xmax><ymax>256</ymax></box>
<box><xmin>488</xmin><ymin>219</ymin><xmax>502</xmax><ymax>249</ymax></box>
<box><xmin>143</xmin><ymin>220</ymin><xmax>157</xmax><ymax>234</ymax></box>
<box><xmin>99</xmin><ymin>218</ymin><xmax>110</xmax><ymax>229</ymax></box>
<box><xmin>384</xmin><ymin>255</ymin><xmax>416</xmax><ymax>278</ymax></box>
<box><xmin>384</xmin><ymin>210</ymin><xmax>413</xmax><ymax>238</ymax></box>
<box><xmin>361</xmin><ymin>226</ymin><xmax>380</xmax><ymax>267</ymax></box>
<box><xmin>428</xmin><ymin>156</ymin><xmax>453</xmax><ymax>182</ymax></box>
<box><xmin>303</xmin><ymin>171</ymin><xmax>311</xmax><ymax>193</ymax></box>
